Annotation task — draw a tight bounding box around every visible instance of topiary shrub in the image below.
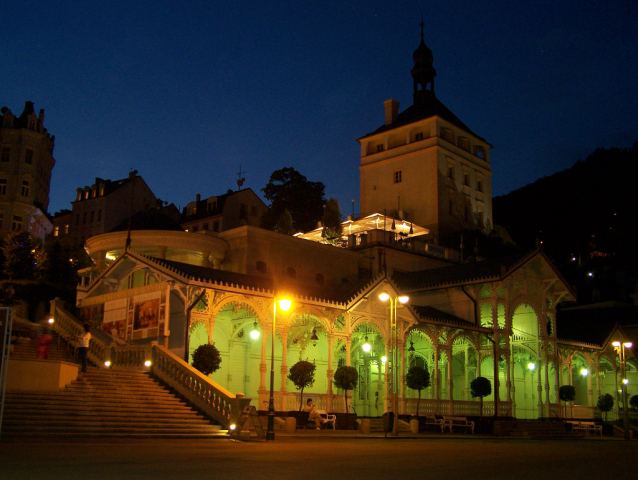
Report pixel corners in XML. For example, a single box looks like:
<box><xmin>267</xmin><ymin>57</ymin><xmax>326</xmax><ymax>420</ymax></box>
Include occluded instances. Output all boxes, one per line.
<box><xmin>288</xmin><ymin>360</ymin><xmax>316</xmax><ymax>411</ymax></box>
<box><xmin>559</xmin><ymin>385</ymin><xmax>576</xmax><ymax>418</ymax></box>
<box><xmin>470</xmin><ymin>376</ymin><xmax>492</xmax><ymax>417</ymax></box>
<box><xmin>191</xmin><ymin>343</ymin><xmax>222</xmax><ymax>376</ymax></box>
<box><xmin>597</xmin><ymin>393</ymin><xmax>614</xmax><ymax>421</ymax></box>
<box><xmin>333</xmin><ymin>365</ymin><xmax>358</xmax><ymax>415</ymax></box>
<box><xmin>405</xmin><ymin>365</ymin><xmax>430</xmax><ymax>416</ymax></box>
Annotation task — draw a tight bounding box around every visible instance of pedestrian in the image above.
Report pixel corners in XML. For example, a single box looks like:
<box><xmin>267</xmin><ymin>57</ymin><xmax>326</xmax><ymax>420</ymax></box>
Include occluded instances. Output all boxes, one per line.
<box><xmin>36</xmin><ymin>327</ymin><xmax>52</xmax><ymax>359</ymax></box>
<box><xmin>75</xmin><ymin>323</ymin><xmax>92</xmax><ymax>375</ymax></box>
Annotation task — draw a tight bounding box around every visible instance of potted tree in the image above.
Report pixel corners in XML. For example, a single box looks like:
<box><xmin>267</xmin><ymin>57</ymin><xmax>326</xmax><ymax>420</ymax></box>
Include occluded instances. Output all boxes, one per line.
<box><xmin>286</xmin><ymin>360</ymin><xmax>316</xmax><ymax>428</ymax></box>
<box><xmin>191</xmin><ymin>343</ymin><xmax>222</xmax><ymax>376</ymax></box>
<box><xmin>470</xmin><ymin>376</ymin><xmax>492</xmax><ymax>433</ymax></box>
<box><xmin>405</xmin><ymin>365</ymin><xmax>430</xmax><ymax>433</ymax></box>
<box><xmin>559</xmin><ymin>385</ymin><xmax>576</xmax><ymax>420</ymax></box>
<box><xmin>333</xmin><ymin>365</ymin><xmax>358</xmax><ymax>430</ymax></box>
<box><xmin>597</xmin><ymin>393</ymin><xmax>615</xmax><ymax>435</ymax></box>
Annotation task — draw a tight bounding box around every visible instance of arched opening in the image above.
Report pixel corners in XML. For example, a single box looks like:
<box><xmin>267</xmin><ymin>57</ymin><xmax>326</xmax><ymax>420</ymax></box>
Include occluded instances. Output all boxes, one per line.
<box><xmin>405</xmin><ymin>329</ymin><xmax>436</xmax><ymax>414</ymax></box>
<box><xmin>510</xmin><ymin>303</ymin><xmax>541</xmax><ymax>419</ymax></box>
<box><xmin>348</xmin><ymin>321</ymin><xmax>386</xmax><ymax>417</ymax></box>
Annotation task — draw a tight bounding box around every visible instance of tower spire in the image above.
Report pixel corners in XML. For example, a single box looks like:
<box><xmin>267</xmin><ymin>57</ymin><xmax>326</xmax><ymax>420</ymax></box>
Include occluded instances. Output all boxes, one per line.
<box><xmin>411</xmin><ymin>16</ymin><xmax>437</xmax><ymax>104</ymax></box>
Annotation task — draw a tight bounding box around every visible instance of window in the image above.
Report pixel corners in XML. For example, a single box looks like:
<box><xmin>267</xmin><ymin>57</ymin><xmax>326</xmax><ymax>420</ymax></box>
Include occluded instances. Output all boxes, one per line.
<box><xmin>0</xmin><ymin>213</ymin><xmax>3</xmax><ymax>229</ymax></box>
<box><xmin>477</xmin><ymin>180</ymin><xmax>483</xmax><ymax>193</ymax></box>
<box><xmin>394</xmin><ymin>170</ymin><xmax>402</xmax><ymax>184</ymax></box>
<box><xmin>287</xmin><ymin>267</ymin><xmax>296</xmax><ymax>279</ymax></box>
<box><xmin>415</xmin><ymin>132</ymin><xmax>424</xmax><ymax>142</ymax></box>
<box><xmin>64</xmin><ymin>224</ymin><xmax>69</xmax><ymax>234</ymax></box>
<box><xmin>240</xmin><ymin>204</ymin><xmax>248</xmax><ymax>220</ymax></box>
<box><xmin>256</xmin><ymin>261</ymin><xmax>267</xmax><ymax>274</ymax></box>
<box><xmin>12</xmin><ymin>215</ymin><xmax>23</xmax><ymax>231</ymax></box>
<box><xmin>77</xmin><ymin>191</ymin><xmax>82</xmax><ymax>201</ymax></box>
<box><xmin>447</xmin><ymin>165</ymin><xmax>454</xmax><ymax>179</ymax></box>
<box><xmin>0</xmin><ymin>179</ymin><xmax>6</xmax><ymax>195</ymax></box>
<box><xmin>99</xmin><ymin>186</ymin><xmax>104</xmax><ymax>196</ymax></box>
<box><xmin>315</xmin><ymin>273</ymin><xmax>325</xmax><ymax>284</ymax></box>
<box><xmin>1</xmin><ymin>147</ymin><xmax>9</xmax><ymax>162</ymax></box>
<box><xmin>28</xmin><ymin>120</ymin><xmax>36</xmax><ymax>130</ymax></box>
<box><xmin>213</xmin><ymin>221</ymin><xmax>219</xmax><ymax>231</ymax></box>
<box><xmin>25</xmin><ymin>149</ymin><xmax>33</xmax><ymax>165</ymax></box>
<box><xmin>54</xmin><ymin>226</ymin><xmax>59</xmax><ymax>237</ymax></box>
<box><xmin>84</xmin><ymin>190</ymin><xmax>89</xmax><ymax>200</ymax></box>
<box><xmin>97</xmin><ymin>210</ymin><xmax>102</xmax><ymax>222</ymax></box>
<box><xmin>463</xmin><ymin>173</ymin><xmax>469</xmax><ymax>186</ymax></box>
<box><xmin>251</xmin><ymin>205</ymin><xmax>258</xmax><ymax>216</ymax></box>
<box><xmin>21</xmin><ymin>180</ymin><xmax>30</xmax><ymax>197</ymax></box>
<box><xmin>376</xmin><ymin>144</ymin><xmax>384</xmax><ymax>153</ymax></box>
<box><xmin>90</xmin><ymin>211</ymin><xmax>94</xmax><ymax>223</ymax></box>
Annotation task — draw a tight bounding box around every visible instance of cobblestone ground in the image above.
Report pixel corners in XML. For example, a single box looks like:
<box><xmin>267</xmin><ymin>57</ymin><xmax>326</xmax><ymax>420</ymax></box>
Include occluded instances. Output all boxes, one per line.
<box><xmin>0</xmin><ymin>437</ymin><xmax>635</xmax><ymax>480</ymax></box>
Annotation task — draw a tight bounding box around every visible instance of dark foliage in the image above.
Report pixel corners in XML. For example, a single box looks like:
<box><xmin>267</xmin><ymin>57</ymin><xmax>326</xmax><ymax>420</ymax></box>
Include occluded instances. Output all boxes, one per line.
<box><xmin>287</xmin><ymin>360</ymin><xmax>316</xmax><ymax>411</ymax></box>
<box><xmin>597</xmin><ymin>393</ymin><xmax>614</xmax><ymax>420</ymax></box>
<box><xmin>470</xmin><ymin>376</ymin><xmax>492</xmax><ymax>417</ymax></box>
<box><xmin>333</xmin><ymin>365</ymin><xmax>358</xmax><ymax>414</ymax></box>
<box><xmin>405</xmin><ymin>365</ymin><xmax>431</xmax><ymax>416</ymax></box>
<box><xmin>559</xmin><ymin>385</ymin><xmax>576</xmax><ymax>403</ymax></box>
<box><xmin>191</xmin><ymin>343</ymin><xmax>222</xmax><ymax>376</ymax></box>
<box><xmin>261</xmin><ymin>167</ymin><xmax>326</xmax><ymax>233</ymax></box>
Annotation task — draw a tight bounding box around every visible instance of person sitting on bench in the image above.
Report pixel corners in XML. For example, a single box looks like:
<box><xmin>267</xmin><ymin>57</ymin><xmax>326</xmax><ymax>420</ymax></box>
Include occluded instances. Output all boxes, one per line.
<box><xmin>303</xmin><ymin>398</ymin><xmax>326</xmax><ymax>429</ymax></box>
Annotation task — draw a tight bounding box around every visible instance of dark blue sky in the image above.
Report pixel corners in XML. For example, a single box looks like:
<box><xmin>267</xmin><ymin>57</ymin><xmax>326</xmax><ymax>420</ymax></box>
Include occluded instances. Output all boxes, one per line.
<box><xmin>3</xmin><ymin>1</ymin><xmax>638</xmax><ymax>217</ymax></box>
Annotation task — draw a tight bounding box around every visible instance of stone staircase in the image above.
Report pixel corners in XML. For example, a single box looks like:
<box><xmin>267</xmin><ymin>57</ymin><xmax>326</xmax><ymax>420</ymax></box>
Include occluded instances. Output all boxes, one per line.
<box><xmin>1</xmin><ymin>368</ymin><xmax>226</xmax><ymax>438</ymax></box>
<box><xmin>496</xmin><ymin>420</ymin><xmax>585</xmax><ymax>439</ymax></box>
<box><xmin>9</xmin><ymin>332</ymin><xmax>75</xmax><ymax>363</ymax></box>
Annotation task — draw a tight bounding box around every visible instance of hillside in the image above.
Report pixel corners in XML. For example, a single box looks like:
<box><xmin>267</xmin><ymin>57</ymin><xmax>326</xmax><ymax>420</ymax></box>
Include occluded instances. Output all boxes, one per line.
<box><xmin>493</xmin><ymin>142</ymin><xmax>638</xmax><ymax>304</ymax></box>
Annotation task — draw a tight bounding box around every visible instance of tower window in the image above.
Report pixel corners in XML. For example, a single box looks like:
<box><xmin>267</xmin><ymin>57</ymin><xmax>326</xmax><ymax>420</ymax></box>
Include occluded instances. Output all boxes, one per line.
<box><xmin>394</xmin><ymin>170</ymin><xmax>402</xmax><ymax>184</ymax></box>
<box><xmin>463</xmin><ymin>173</ymin><xmax>470</xmax><ymax>186</ymax></box>
<box><xmin>415</xmin><ymin>132</ymin><xmax>424</xmax><ymax>142</ymax></box>
<box><xmin>21</xmin><ymin>180</ymin><xmax>30</xmax><ymax>197</ymax></box>
<box><xmin>54</xmin><ymin>226</ymin><xmax>59</xmax><ymax>237</ymax></box>
<box><xmin>376</xmin><ymin>144</ymin><xmax>384</xmax><ymax>153</ymax></box>
<box><xmin>1</xmin><ymin>147</ymin><xmax>10</xmax><ymax>162</ymax></box>
<box><xmin>477</xmin><ymin>180</ymin><xmax>483</xmax><ymax>193</ymax></box>
<box><xmin>0</xmin><ymin>179</ymin><xmax>6</xmax><ymax>195</ymax></box>
<box><xmin>25</xmin><ymin>149</ymin><xmax>34</xmax><ymax>165</ymax></box>
<box><xmin>447</xmin><ymin>166</ymin><xmax>454</xmax><ymax>179</ymax></box>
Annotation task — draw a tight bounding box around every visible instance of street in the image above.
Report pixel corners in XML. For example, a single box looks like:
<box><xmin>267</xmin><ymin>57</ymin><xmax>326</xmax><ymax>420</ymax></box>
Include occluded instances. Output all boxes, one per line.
<box><xmin>0</xmin><ymin>437</ymin><xmax>635</xmax><ymax>480</ymax></box>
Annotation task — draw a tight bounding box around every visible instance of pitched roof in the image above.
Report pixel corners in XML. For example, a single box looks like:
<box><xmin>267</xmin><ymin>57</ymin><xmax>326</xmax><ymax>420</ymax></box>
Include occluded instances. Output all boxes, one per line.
<box><xmin>145</xmin><ymin>256</ymin><xmax>373</xmax><ymax>306</ymax></box>
<box><xmin>393</xmin><ymin>250</ymin><xmax>537</xmax><ymax>291</ymax></box>
<box><xmin>412</xmin><ymin>305</ymin><xmax>479</xmax><ymax>329</ymax></box>
<box><xmin>360</xmin><ymin>96</ymin><xmax>489</xmax><ymax>145</ymax></box>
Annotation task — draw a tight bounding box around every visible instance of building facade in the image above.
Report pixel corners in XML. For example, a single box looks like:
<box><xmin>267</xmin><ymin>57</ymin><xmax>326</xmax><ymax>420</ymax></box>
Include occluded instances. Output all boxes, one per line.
<box><xmin>0</xmin><ymin>101</ymin><xmax>55</xmax><ymax>242</ymax></box>
<box><xmin>358</xmin><ymin>25</ymin><xmax>493</xmax><ymax>242</ymax></box>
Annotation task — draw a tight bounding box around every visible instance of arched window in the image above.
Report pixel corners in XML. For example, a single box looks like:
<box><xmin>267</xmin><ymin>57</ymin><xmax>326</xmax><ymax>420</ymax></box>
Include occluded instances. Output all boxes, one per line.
<box><xmin>256</xmin><ymin>261</ymin><xmax>267</xmax><ymax>274</ymax></box>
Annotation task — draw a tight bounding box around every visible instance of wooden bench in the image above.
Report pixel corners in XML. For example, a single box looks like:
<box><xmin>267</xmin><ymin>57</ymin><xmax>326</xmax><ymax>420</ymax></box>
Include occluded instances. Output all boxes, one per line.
<box><xmin>423</xmin><ymin>415</ymin><xmax>446</xmax><ymax>433</ymax></box>
<box><xmin>442</xmin><ymin>416</ymin><xmax>475</xmax><ymax>434</ymax></box>
<box><xmin>569</xmin><ymin>421</ymin><xmax>602</xmax><ymax>436</ymax></box>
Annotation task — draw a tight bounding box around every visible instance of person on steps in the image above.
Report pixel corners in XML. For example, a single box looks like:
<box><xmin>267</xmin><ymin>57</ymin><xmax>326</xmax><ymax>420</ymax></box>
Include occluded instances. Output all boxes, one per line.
<box><xmin>75</xmin><ymin>323</ymin><xmax>91</xmax><ymax>375</ymax></box>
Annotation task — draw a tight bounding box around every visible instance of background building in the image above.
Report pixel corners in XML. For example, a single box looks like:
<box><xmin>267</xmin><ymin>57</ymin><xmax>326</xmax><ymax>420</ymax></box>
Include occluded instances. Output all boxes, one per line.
<box><xmin>0</xmin><ymin>101</ymin><xmax>55</xmax><ymax>242</ymax></box>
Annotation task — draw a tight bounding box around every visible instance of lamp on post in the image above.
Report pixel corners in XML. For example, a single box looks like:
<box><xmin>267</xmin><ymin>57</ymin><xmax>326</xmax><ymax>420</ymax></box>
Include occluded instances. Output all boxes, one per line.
<box><xmin>379</xmin><ymin>291</ymin><xmax>409</xmax><ymax>436</ymax></box>
<box><xmin>612</xmin><ymin>341</ymin><xmax>633</xmax><ymax>440</ymax></box>
<box><xmin>267</xmin><ymin>296</ymin><xmax>292</xmax><ymax>441</ymax></box>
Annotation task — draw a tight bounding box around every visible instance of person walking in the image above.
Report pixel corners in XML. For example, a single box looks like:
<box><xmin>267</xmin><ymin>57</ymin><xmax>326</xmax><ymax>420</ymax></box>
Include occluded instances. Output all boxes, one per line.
<box><xmin>36</xmin><ymin>327</ymin><xmax>52</xmax><ymax>359</ymax></box>
<box><xmin>75</xmin><ymin>324</ymin><xmax>92</xmax><ymax>375</ymax></box>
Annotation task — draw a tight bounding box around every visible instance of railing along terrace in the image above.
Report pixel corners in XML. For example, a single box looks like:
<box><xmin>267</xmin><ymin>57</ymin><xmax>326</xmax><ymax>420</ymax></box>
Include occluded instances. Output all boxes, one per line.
<box><xmin>151</xmin><ymin>345</ymin><xmax>250</xmax><ymax>429</ymax></box>
<box><xmin>50</xmin><ymin>298</ymin><xmax>152</xmax><ymax>370</ymax></box>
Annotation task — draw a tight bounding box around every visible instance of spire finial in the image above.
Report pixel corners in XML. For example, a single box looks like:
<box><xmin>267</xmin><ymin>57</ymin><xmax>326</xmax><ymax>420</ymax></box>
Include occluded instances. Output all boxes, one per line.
<box><xmin>420</xmin><ymin>14</ymin><xmax>425</xmax><ymax>41</ymax></box>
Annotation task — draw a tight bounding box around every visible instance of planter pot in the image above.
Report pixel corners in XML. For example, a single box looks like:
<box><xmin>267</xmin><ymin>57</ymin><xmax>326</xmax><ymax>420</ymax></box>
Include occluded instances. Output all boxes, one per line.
<box><xmin>334</xmin><ymin>412</ymin><xmax>358</xmax><ymax>430</ymax></box>
<box><xmin>410</xmin><ymin>418</ymin><xmax>419</xmax><ymax>433</ymax></box>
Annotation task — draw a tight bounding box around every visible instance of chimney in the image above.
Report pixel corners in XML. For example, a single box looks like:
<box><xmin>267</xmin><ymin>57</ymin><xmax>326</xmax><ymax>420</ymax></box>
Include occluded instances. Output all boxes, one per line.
<box><xmin>196</xmin><ymin>194</ymin><xmax>201</xmax><ymax>202</ymax></box>
<box><xmin>383</xmin><ymin>99</ymin><xmax>400</xmax><ymax>126</ymax></box>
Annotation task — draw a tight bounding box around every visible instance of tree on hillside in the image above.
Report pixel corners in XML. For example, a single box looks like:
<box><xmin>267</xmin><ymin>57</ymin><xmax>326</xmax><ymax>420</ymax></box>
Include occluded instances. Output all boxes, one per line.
<box><xmin>321</xmin><ymin>197</ymin><xmax>342</xmax><ymax>245</ymax></box>
<box><xmin>37</xmin><ymin>240</ymin><xmax>79</xmax><ymax>287</ymax></box>
<box><xmin>2</xmin><ymin>231</ymin><xmax>39</xmax><ymax>280</ymax></box>
<box><xmin>275</xmin><ymin>208</ymin><xmax>295</xmax><ymax>235</ymax></box>
<box><xmin>262</xmin><ymin>167</ymin><xmax>325</xmax><ymax>233</ymax></box>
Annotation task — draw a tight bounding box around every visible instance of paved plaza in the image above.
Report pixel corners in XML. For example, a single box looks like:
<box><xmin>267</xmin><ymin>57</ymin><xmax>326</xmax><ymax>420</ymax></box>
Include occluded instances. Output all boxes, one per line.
<box><xmin>0</xmin><ymin>436</ymin><xmax>635</xmax><ymax>480</ymax></box>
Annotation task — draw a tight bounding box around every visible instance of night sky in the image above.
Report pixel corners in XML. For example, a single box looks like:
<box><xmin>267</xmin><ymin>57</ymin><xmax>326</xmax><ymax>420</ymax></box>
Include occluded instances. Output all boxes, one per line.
<box><xmin>3</xmin><ymin>1</ymin><xmax>637</xmax><ymax>218</ymax></box>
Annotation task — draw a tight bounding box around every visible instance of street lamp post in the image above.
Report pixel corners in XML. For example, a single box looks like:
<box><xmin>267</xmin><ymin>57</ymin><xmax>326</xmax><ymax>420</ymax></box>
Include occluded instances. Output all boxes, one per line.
<box><xmin>612</xmin><ymin>341</ymin><xmax>633</xmax><ymax>441</ymax></box>
<box><xmin>379</xmin><ymin>291</ymin><xmax>408</xmax><ymax>436</ymax></box>
<box><xmin>267</xmin><ymin>297</ymin><xmax>292</xmax><ymax>441</ymax></box>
